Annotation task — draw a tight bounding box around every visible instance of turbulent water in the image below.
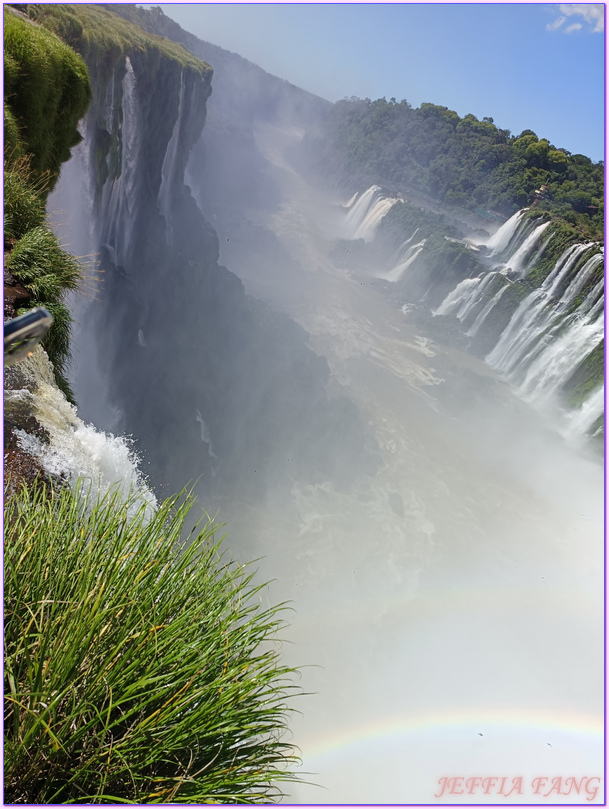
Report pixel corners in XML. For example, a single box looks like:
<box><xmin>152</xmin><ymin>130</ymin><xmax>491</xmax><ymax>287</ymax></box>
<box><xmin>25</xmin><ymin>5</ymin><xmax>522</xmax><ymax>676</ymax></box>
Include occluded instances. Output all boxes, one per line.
<box><xmin>5</xmin><ymin>347</ymin><xmax>156</xmax><ymax>517</ymax></box>
<box><xmin>48</xmin><ymin>87</ymin><xmax>603</xmax><ymax>804</ymax></box>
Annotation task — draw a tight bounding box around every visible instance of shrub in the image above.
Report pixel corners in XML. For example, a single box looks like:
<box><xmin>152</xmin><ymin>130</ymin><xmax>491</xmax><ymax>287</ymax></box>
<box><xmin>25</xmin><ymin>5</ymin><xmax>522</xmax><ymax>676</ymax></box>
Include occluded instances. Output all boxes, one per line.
<box><xmin>4</xmin><ymin>483</ymin><xmax>301</xmax><ymax>804</ymax></box>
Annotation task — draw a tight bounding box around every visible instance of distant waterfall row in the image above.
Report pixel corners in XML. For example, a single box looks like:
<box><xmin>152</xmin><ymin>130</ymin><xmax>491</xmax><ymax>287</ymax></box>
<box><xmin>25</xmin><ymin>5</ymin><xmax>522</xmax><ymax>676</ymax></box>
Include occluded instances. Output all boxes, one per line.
<box><xmin>342</xmin><ymin>185</ymin><xmax>400</xmax><ymax>241</ymax></box>
<box><xmin>338</xmin><ymin>191</ymin><xmax>603</xmax><ymax>438</ymax></box>
<box><xmin>436</xmin><ymin>210</ymin><xmax>604</xmax><ymax>438</ymax></box>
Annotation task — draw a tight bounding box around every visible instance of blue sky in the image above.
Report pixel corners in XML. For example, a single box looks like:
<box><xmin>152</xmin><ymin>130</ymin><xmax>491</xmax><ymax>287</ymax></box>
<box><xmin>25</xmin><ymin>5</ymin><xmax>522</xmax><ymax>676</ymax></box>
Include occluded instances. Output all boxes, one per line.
<box><xmin>153</xmin><ymin>3</ymin><xmax>605</xmax><ymax>161</ymax></box>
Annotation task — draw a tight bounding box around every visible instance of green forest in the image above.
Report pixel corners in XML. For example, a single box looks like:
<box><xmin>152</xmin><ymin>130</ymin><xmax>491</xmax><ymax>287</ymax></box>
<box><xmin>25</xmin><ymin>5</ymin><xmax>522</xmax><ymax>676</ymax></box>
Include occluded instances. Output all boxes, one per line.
<box><xmin>303</xmin><ymin>97</ymin><xmax>604</xmax><ymax>240</ymax></box>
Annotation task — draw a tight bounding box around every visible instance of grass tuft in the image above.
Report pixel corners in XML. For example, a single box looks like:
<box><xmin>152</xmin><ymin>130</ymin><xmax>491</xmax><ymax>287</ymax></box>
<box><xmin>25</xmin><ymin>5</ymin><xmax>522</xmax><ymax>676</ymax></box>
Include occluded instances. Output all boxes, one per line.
<box><xmin>4</xmin><ymin>483</ymin><xmax>301</xmax><ymax>804</ymax></box>
<box><xmin>3</xmin><ymin>154</ymin><xmax>46</xmax><ymax>242</ymax></box>
<box><xmin>5</xmin><ymin>225</ymin><xmax>81</xmax><ymax>300</ymax></box>
<box><xmin>5</xmin><ymin>220</ymin><xmax>82</xmax><ymax>398</ymax></box>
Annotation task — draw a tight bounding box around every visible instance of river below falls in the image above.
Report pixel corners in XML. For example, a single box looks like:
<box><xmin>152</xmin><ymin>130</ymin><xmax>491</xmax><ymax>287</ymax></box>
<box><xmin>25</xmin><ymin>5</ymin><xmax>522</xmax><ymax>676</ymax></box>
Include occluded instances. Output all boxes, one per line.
<box><xmin>198</xmin><ymin>122</ymin><xmax>604</xmax><ymax>803</ymax></box>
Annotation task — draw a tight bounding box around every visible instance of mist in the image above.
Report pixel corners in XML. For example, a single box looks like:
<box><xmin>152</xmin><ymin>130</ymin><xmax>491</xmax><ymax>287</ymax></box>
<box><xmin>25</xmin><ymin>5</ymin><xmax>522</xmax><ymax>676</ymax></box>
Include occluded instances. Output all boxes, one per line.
<box><xmin>47</xmin><ymin>9</ymin><xmax>604</xmax><ymax>805</ymax></box>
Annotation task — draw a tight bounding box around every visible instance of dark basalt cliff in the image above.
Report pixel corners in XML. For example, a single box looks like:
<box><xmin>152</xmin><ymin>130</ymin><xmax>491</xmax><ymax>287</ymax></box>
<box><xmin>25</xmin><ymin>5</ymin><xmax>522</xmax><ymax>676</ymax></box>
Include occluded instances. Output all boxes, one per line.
<box><xmin>32</xmin><ymin>4</ymin><xmax>376</xmax><ymax>502</ymax></box>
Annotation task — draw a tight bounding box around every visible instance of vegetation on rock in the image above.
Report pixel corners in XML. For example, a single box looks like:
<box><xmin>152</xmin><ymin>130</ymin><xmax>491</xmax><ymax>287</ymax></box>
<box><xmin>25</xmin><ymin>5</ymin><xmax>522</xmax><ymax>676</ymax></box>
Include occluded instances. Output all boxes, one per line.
<box><xmin>4</xmin><ymin>7</ymin><xmax>91</xmax><ymax>188</ymax></box>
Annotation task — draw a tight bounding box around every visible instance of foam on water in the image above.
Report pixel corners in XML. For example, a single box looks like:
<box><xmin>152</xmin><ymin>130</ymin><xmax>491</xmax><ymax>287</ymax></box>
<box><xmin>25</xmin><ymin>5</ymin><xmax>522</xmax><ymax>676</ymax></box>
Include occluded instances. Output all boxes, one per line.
<box><xmin>9</xmin><ymin>348</ymin><xmax>156</xmax><ymax>516</ymax></box>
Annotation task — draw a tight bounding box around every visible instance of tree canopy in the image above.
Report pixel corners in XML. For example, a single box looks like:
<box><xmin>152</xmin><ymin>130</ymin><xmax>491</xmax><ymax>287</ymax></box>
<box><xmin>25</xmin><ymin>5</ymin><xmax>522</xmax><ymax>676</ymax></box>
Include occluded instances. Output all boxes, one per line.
<box><xmin>302</xmin><ymin>98</ymin><xmax>603</xmax><ymax>240</ymax></box>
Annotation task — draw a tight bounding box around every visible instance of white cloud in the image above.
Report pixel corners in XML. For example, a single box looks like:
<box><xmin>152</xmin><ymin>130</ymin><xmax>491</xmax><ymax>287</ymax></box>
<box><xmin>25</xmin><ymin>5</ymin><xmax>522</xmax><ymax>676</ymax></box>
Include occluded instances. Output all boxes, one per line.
<box><xmin>564</xmin><ymin>21</ymin><xmax>584</xmax><ymax>32</ymax></box>
<box><xmin>558</xmin><ymin>3</ymin><xmax>604</xmax><ymax>32</ymax></box>
<box><xmin>546</xmin><ymin>15</ymin><xmax>566</xmax><ymax>30</ymax></box>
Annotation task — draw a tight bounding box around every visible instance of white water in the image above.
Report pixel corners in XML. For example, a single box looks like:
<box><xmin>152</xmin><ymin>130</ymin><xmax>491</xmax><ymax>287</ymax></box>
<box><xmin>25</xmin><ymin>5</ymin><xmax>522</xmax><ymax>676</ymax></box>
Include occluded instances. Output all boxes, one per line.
<box><xmin>395</xmin><ymin>228</ymin><xmax>420</xmax><ymax>259</ymax></box>
<box><xmin>519</xmin><ymin>312</ymin><xmax>603</xmax><ymax>405</ymax></box>
<box><xmin>466</xmin><ymin>282</ymin><xmax>509</xmax><ymax>338</ymax></box>
<box><xmin>8</xmin><ymin>348</ymin><xmax>156</xmax><ymax>516</ymax></box>
<box><xmin>383</xmin><ymin>239</ymin><xmax>427</xmax><ymax>282</ymax></box>
<box><xmin>99</xmin><ymin>57</ymin><xmax>142</xmax><ymax>267</ymax></box>
<box><xmin>565</xmin><ymin>386</ymin><xmax>605</xmax><ymax>441</ymax></box>
<box><xmin>433</xmin><ymin>276</ymin><xmax>481</xmax><ymax>317</ymax></box>
<box><xmin>434</xmin><ymin>210</ymin><xmax>604</xmax><ymax>439</ymax></box>
<box><xmin>342</xmin><ymin>185</ymin><xmax>400</xmax><ymax>241</ymax></box>
<box><xmin>505</xmin><ymin>220</ymin><xmax>551</xmax><ymax>277</ymax></box>
<box><xmin>487</xmin><ymin>251</ymin><xmax>603</xmax><ymax>393</ymax></box>
<box><xmin>434</xmin><ymin>272</ymin><xmax>499</xmax><ymax>325</ymax></box>
<box><xmin>474</xmin><ymin>208</ymin><xmax>527</xmax><ymax>256</ymax></box>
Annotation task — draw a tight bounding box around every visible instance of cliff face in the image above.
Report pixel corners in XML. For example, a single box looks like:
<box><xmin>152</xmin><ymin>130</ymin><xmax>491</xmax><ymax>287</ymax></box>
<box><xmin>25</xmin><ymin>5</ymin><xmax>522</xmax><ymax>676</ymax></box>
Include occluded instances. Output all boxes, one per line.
<box><xmin>39</xmin><ymin>4</ymin><xmax>375</xmax><ymax>501</ymax></box>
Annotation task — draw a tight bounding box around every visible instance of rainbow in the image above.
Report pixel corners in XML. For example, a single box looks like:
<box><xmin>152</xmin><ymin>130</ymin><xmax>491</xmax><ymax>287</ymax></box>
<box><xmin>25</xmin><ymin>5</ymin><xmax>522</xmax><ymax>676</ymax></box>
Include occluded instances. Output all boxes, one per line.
<box><xmin>299</xmin><ymin>707</ymin><xmax>604</xmax><ymax>764</ymax></box>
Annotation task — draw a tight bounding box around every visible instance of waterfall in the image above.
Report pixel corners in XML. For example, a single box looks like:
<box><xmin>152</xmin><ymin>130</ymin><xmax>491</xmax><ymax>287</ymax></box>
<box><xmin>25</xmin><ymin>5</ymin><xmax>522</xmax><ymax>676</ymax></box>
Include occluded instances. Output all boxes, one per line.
<box><xmin>487</xmin><ymin>250</ymin><xmax>602</xmax><ymax>378</ymax></box>
<box><xmin>6</xmin><ymin>348</ymin><xmax>156</xmax><ymax>516</ymax></box>
<box><xmin>565</xmin><ymin>386</ymin><xmax>604</xmax><ymax>441</ymax></box>
<box><xmin>99</xmin><ymin>57</ymin><xmax>142</xmax><ymax>268</ymax></box>
<box><xmin>504</xmin><ymin>220</ymin><xmax>551</xmax><ymax>277</ymax></box>
<box><xmin>158</xmin><ymin>70</ymin><xmax>186</xmax><ymax>245</ymax></box>
<box><xmin>395</xmin><ymin>228</ymin><xmax>420</xmax><ymax>257</ymax></box>
<box><xmin>433</xmin><ymin>210</ymin><xmax>604</xmax><ymax>437</ymax></box>
<box><xmin>481</xmin><ymin>208</ymin><xmax>528</xmax><ymax>256</ymax></box>
<box><xmin>343</xmin><ymin>185</ymin><xmax>400</xmax><ymax>241</ymax></box>
<box><xmin>383</xmin><ymin>239</ymin><xmax>426</xmax><ymax>283</ymax></box>
<box><xmin>433</xmin><ymin>276</ymin><xmax>482</xmax><ymax>317</ymax></box>
<box><xmin>433</xmin><ymin>272</ymin><xmax>498</xmax><ymax>321</ymax></box>
<box><xmin>519</xmin><ymin>310</ymin><xmax>603</xmax><ymax>404</ymax></box>
<box><xmin>466</xmin><ymin>283</ymin><xmax>509</xmax><ymax>338</ymax></box>
<box><xmin>486</xmin><ymin>249</ymin><xmax>603</xmax><ymax>425</ymax></box>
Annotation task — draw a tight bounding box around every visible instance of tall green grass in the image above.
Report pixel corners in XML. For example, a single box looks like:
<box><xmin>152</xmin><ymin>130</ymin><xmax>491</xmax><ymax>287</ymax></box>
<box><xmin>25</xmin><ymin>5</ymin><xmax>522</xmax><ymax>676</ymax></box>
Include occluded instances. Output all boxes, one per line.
<box><xmin>4</xmin><ymin>483</ymin><xmax>301</xmax><ymax>803</ymax></box>
<box><xmin>3</xmin><ymin>155</ymin><xmax>46</xmax><ymax>241</ymax></box>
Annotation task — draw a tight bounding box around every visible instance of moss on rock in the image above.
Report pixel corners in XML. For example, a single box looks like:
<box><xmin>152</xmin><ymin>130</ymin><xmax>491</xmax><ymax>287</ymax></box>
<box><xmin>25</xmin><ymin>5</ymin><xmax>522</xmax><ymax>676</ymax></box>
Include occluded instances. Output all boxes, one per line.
<box><xmin>3</xmin><ymin>8</ymin><xmax>91</xmax><ymax>189</ymax></box>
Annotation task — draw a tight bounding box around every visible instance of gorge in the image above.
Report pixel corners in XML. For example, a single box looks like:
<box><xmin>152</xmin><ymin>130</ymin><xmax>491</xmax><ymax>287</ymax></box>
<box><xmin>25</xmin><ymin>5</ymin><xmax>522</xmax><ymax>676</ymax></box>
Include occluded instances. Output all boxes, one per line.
<box><xmin>5</xmin><ymin>4</ymin><xmax>604</xmax><ymax>804</ymax></box>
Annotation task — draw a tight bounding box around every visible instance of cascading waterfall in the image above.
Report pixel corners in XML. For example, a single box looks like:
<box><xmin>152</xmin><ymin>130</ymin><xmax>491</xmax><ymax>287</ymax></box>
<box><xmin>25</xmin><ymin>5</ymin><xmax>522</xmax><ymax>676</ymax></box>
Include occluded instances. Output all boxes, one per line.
<box><xmin>6</xmin><ymin>348</ymin><xmax>156</xmax><ymax>516</ymax></box>
<box><xmin>433</xmin><ymin>271</ymin><xmax>498</xmax><ymax>321</ymax></box>
<box><xmin>434</xmin><ymin>210</ymin><xmax>604</xmax><ymax>436</ymax></box>
<box><xmin>99</xmin><ymin>57</ymin><xmax>142</xmax><ymax>268</ymax></box>
<box><xmin>433</xmin><ymin>277</ymin><xmax>481</xmax><ymax>317</ymax></box>
<box><xmin>466</xmin><ymin>283</ymin><xmax>509</xmax><ymax>338</ymax></box>
<box><xmin>565</xmin><ymin>385</ymin><xmax>604</xmax><ymax>440</ymax></box>
<box><xmin>487</xmin><ymin>249</ymin><xmax>602</xmax><ymax>379</ymax></box>
<box><xmin>503</xmin><ymin>219</ymin><xmax>551</xmax><ymax>277</ymax></box>
<box><xmin>519</xmin><ymin>307</ymin><xmax>603</xmax><ymax>404</ymax></box>
<box><xmin>394</xmin><ymin>228</ymin><xmax>420</xmax><ymax>260</ymax></box>
<box><xmin>487</xmin><ymin>249</ymin><xmax>603</xmax><ymax>432</ymax></box>
<box><xmin>499</xmin><ymin>253</ymin><xmax>603</xmax><ymax>395</ymax></box>
<box><xmin>158</xmin><ymin>70</ymin><xmax>186</xmax><ymax>245</ymax></box>
<box><xmin>476</xmin><ymin>208</ymin><xmax>528</xmax><ymax>256</ymax></box>
<box><xmin>343</xmin><ymin>185</ymin><xmax>400</xmax><ymax>241</ymax></box>
<box><xmin>383</xmin><ymin>239</ymin><xmax>427</xmax><ymax>283</ymax></box>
